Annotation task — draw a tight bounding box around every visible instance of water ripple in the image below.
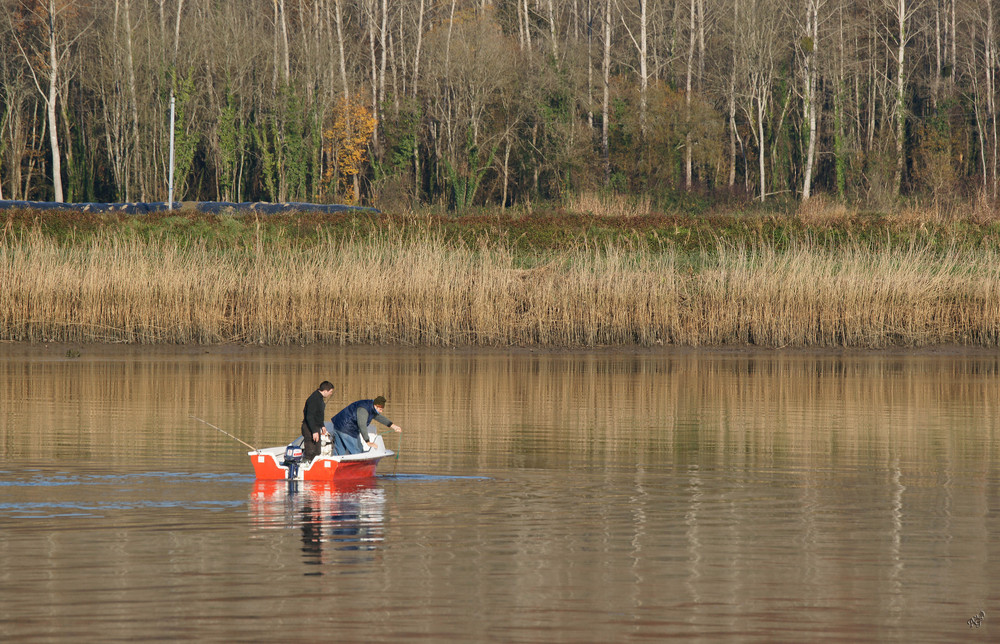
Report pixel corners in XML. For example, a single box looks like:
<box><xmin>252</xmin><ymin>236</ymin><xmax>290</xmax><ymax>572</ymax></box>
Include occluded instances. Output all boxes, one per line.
<box><xmin>0</xmin><ymin>471</ymin><xmax>254</xmax><ymax>487</ymax></box>
<box><xmin>1</xmin><ymin>499</ymin><xmax>244</xmax><ymax>519</ymax></box>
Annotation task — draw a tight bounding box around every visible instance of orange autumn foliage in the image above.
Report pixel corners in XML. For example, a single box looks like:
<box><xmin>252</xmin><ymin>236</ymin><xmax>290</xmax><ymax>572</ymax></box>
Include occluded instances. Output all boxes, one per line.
<box><xmin>323</xmin><ymin>98</ymin><xmax>377</xmax><ymax>204</ymax></box>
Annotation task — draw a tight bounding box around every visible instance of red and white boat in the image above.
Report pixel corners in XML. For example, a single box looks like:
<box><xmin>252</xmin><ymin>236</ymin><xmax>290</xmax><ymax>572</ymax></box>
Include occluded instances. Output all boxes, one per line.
<box><xmin>248</xmin><ymin>432</ymin><xmax>394</xmax><ymax>481</ymax></box>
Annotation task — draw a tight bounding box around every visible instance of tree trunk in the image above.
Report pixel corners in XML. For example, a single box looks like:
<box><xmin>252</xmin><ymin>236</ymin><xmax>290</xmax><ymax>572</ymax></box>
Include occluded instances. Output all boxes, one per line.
<box><xmin>412</xmin><ymin>0</ymin><xmax>424</xmax><ymax>99</ymax></box>
<box><xmin>502</xmin><ymin>138</ymin><xmax>511</xmax><ymax>210</ymax></box>
<box><xmin>523</xmin><ymin>0</ymin><xmax>533</xmax><ymax>50</ymax></box>
<box><xmin>685</xmin><ymin>0</ymin><xmax>695</xmax><ymax>190</ymax></box>
<box><xmin>950</xmin><ymin>0</ymin><xmax>957</xmax><ymax>93</ymax></box>
<box><xmin>893</xmin><ymin>0</ymin><xmax>906</xmax><ymax>196</ymax></box>
<box><xmin>728</xmin><ymin>90</ymin><xmax>737</xmax><ymax>188</ymax></box>
<box><xmin>173</xmin><ymin>0</ymin><xmax>184</xmax><ymax>63</ymax></box>
<box><xmin>697</xmin><ymin>0</ymin><xmax>705</xmax><ymax>84</ymax></box>
<box><xmin>47</xmin><ymin>1</ymin><xmax>63</xmax><ymax>203</ymax></box>
<box><xmin>413</xmin><ymin>0</ymin><xmax>425</xmax><ymax>199</ymax></box>
<box><xmin>335</xmin><ymin>0</ymin><xmax>349</xmax><ymax>103</ymax></box>
<box><xmin>602</xmin><ymin>0</ymin><xmax>611</xmax><ymax>185</ymax></box>
<box><xmin>728</xmin><ymin>0</ymin><xmax>739</xmax><ymax>188</ymax></box>
<box><xmin>932</xmin><ymin>0</ymin><xmax>941</xmax><ymax>109</ymax></box>
<box><xmin>639</xmin><ymin>0</ymin><xmax>647</xmax><ymax>138</ymax></box>
<box><xmin>832</xmin><ymin>2</ymin><xmax>846</xmax><ymax>199</ymax></box>
<box><xmin>278</xmin><ymin>0</ymin><xmax>291</xmax><ymax>84</ymax></box>
<box><xmin>379</xmin><ymin>0</ymin><xmax>388</xmax><ymax>107</ymax></box>
<box><xmin>547</xmin><ymin>0</ymin><xmax>559</xmax><ymax>61</ymax></box>
<box><xmin>25</xmin><ymin>103</ymin><xmax>42</xmax><ymax>199</ymax></box>
<box><xmin>988</xmin><ymin>1</ymin><xmax>998</xmax><ymax>196</ymax></box>
<box><xmin>517</xmin><ymin>0</ymin><xmax>526</xmax><ymax>48</ymax></box>
<box><xmin>123</xmin><ymin>0</ymin><xmax>143</xmax><ymax>200</ymax></box>
<box><xmin>587</xmin><ymin>0</ymin><xmax>594</xmax><ymax>129</ymax></box>
<box><xmin>757</xmin><ymin>93</ymin><xmax>766</xmax><ymax>202</ymax></box>
<box><xmin>333</xmin><ymin>0</ymin><xmax>350</xmax><ymax>200</ymax></box>
<box><xmin>368</xmin><ymin>1</ymin><xmax>379</xmax><ymax>120</ymax></box>
<box><xmin>801</xmin><ymin>0</ymin><xmax>819</xmax><ymax>200</ymax></box>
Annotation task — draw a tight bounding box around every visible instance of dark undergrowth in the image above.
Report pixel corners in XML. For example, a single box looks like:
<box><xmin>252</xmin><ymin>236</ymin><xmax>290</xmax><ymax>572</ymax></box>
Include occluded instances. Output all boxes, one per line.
<box><xmin>4</xmin><ymin>202</ymin><xmax>1000</xmax><ymax>258</ymax></box>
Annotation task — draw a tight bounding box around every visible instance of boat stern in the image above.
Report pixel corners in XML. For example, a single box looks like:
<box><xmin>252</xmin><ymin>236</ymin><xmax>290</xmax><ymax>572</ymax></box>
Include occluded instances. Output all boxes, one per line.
<box><xmin>248</xmin><ymin>448</ymin><xmax>290</xmax><ymax>480</ymax></box>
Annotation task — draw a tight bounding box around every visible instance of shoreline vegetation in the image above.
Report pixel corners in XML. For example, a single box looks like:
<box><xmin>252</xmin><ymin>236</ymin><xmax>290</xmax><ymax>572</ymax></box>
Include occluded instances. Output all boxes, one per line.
<box><xmin>3</xmin><ymin>200</ymin><xmax>1000</xmax><ymax>349</ymax></box>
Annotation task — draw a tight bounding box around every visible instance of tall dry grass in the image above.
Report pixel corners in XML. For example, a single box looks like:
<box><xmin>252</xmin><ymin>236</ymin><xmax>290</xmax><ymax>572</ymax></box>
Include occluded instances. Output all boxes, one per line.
<box><xmin>2</xmin><ymin>227</ymin><xmax>999</xmax><ymax>346</ymax></box>
<box><xmin>564</xmin><ymin>191</ymin><xmax>652</xmax><ymax>218</ymax></box>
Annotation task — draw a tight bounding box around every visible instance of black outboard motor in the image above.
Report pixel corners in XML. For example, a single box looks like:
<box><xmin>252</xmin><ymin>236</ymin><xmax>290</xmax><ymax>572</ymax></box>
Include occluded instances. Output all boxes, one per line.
<box><xmin>283</xmin><ymin>436</ymin><xmax>304</xmax><ymax>479</ymax></box>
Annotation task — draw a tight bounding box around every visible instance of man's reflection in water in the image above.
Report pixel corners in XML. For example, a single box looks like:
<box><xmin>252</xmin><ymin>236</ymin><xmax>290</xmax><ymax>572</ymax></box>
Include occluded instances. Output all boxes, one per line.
<box><xmin>300</xmin><ymin>499</ymin><xmax>324</xmax><ymax>573</ymax></box>
<box><xmin>250</xmin><ymin>479</ymin><xmax>385</xmax><ymax>575</ymax></box>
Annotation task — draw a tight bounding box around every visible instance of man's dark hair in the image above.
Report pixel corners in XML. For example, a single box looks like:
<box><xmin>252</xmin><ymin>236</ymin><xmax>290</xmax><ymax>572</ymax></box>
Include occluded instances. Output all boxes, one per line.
<box><xmin>373</xmin><ymin>395</ymin><xmax>386</xmax><ymax>406</ymax></box>
<box><xmin>319</xmin><ymin>381</ymin><xmax>335</xmax><ymax>392</ymax></box>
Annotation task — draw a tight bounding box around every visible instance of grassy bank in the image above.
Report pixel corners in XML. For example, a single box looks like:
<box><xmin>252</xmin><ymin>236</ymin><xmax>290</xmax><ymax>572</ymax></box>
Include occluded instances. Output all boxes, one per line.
<box><xmin>3</xmin><ymin>205</ymin><xmax>1000</xmax><ymax>347</ymax></box>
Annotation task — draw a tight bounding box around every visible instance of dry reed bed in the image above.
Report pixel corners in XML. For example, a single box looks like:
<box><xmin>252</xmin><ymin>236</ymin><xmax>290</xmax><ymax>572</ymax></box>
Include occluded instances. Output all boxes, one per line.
<box><xmin>2</xmin><ymin>230</ymin><xmax>999</xmax><ymax>347</ymax></box>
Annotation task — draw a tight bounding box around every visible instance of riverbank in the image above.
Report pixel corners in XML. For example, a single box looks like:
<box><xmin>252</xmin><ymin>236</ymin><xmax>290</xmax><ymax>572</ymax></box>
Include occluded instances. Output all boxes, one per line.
<box><xmin>3</xmin><ymin>340</ymin><xmax>998</xmax><ymax>362</ymax></box>
<box><xmin>3</xmin><ymin>205</ymin><xmax>1000</xmax><ymax>348</ymax></box>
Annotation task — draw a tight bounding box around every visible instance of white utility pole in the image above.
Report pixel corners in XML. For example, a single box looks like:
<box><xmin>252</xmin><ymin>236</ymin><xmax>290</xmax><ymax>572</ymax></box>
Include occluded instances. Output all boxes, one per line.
<box><xmin>168</xmin><ymin>93</ymin><xmax>175</xmax><ymax>209</ymax></box>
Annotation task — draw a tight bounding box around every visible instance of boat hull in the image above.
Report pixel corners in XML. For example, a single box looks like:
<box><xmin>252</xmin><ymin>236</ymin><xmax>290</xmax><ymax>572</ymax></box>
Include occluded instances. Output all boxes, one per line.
<box><xmin>250</xmin><ymin>451</ymin><xmax>384</xmax><ymax>481</ymax></box>
<box><xmin>248</xmin><ymin>435</ymin><xmax>393</xmax><ymax>481</ymax></box>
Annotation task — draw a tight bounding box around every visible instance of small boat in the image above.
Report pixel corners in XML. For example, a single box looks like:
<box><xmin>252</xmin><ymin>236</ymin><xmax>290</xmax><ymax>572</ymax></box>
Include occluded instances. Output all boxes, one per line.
<box><xmin>248</xmin><ymin>429</ymin><xmax>394</xmax><ymax>481</ymax></box>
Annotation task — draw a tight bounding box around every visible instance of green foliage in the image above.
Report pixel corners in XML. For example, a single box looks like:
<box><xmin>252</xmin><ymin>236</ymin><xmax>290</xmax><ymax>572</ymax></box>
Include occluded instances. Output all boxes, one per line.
<box><xmin>768</xmin><ymin>75</ymin><xmax>796</xmax><ymax>196</ymax></box>
<box><xmin>913</xmin><ymin>103</ymin><xmax>959</xmax><ymax>201</ymax></box>
<box><xmin>279</xmin><ymin>87</ymin><xmax>311</xmax><ymax>201</ymax></box>
<box><xmin>373</xmin><ymin>99</ymin><xmax>421</xmax><ymax>182</ymax></box>
<box><xmin>529</xmin><ymin>78</ymin><xmax>584</xmax><ymax>199</ymax></box>
<box><xmin>251</xmin><ymin>86</ymin><xmax>314</xmax><ymax>202</ymax></box>
<box><xmin>615</xmin><ymin>82</ymin><xmax>724</xmax><ymax>195</ymax></box>
<box><xmin>444</xmin><ymin>129</ymin><xmax>496</xmax><ymax>211</ymax></box>
<box><xmin>169</xmin><ymin>72</ymin><xmax>200</xmax><ymax>201</ymax></box>
<box><xmin>63</xmin><ymin>103</ymin><xmax>86</xmax><ymax>203</ymax></box>
<box><xmin>13</xmin><ymin>202</ymin><xmax>1000</xmax><ymax>262</ymax></box>
<box><xmin>608</xmin><ymin>171</ymin><xmax>628</xmax><ymax>193</ymax></box>
<box><xmin>252</xmin><ymin>117</ymin><xmax>278</xmax><ymax>202</ymax></box>
<box><xmin>217</xmin><ymin>90</ymin><xmax>246</xmax><ymax>202</ymax></box>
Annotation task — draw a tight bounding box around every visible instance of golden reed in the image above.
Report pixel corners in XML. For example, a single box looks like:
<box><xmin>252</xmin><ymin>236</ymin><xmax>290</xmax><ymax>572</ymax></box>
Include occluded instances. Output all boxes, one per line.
<box><xmin>2</xmin><ymin>228</ymin><xmax>999</xmax><ymax>347</ymax></box>
<box><xmin>4</xmin><ymin>350</ymin><xmax>995</xmax><ymax>466</ymax></box>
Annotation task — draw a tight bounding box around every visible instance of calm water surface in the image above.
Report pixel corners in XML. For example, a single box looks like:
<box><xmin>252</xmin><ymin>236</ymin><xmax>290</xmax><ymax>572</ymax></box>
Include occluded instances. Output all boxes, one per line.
<box><xmin>0</xmin><ymin>345</ymin><xmax>998</xmax><ymax>642</ymax></box>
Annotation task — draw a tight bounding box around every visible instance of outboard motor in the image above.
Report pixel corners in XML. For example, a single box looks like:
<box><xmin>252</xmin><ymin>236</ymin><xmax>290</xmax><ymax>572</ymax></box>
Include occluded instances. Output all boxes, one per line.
<box><xmin>283</xmin><ymin>436</ymin><xmax>304</xmax><ymax>480</ymax></box>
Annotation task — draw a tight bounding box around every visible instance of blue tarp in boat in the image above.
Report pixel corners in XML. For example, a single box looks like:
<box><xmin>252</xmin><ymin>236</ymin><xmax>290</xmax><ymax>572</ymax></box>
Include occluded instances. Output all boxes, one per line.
<box><xmin>0</xmin><ymin>200</ymin><xmax>380</xmax><ymax>215</ymax></box>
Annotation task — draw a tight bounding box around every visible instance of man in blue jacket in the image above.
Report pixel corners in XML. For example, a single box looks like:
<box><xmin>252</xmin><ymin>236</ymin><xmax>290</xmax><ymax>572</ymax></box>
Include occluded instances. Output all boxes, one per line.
<box><xmin>328</xmin><ymin>395</ymin><xmax>402</xmax><ymax>455</ymax></box>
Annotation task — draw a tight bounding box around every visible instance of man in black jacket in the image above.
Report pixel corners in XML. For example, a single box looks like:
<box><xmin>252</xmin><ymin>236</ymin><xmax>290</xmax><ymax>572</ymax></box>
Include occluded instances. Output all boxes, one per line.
<box><xmin>302</xmin><ymin>381</ymin><xmax>335</xmax><ymax>463</ymax></box>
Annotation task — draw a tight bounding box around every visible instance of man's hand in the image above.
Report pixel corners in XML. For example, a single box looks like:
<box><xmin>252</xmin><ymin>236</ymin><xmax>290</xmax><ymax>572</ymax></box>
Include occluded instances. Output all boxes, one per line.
<box><xmin>312</xmin><ymin>432</ymin><xmax>320</xmax><ymax>442</ymax></box>
<box><xmin>390</xmin><ymin>423</ymin><xmax>402</xmax><ymax>433</ymax></box>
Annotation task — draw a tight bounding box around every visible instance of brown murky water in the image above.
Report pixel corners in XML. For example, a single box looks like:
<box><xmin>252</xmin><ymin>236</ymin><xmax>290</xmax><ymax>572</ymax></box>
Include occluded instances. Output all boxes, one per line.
<box><xmin>1</xmin><ymin>345</ymin><xmax>997</xmax><ymax>642</ymax></box>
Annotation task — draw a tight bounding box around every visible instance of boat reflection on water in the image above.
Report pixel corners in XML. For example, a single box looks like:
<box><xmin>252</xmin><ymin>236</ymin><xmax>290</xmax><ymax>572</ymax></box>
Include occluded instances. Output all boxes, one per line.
<box><xmin>249</xmin><ymin>479</ymin><xmax>386</xmax><ymax>573</ymax></box>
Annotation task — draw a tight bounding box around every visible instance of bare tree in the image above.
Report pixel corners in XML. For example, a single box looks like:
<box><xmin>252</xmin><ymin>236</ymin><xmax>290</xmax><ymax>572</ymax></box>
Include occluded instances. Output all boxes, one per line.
<box><xmin>798</xmin><ymin>0</ymin><xmax>825</xmax><ymax>200</ymax></box>
<box><xmin>2</xmin><ymin>0</ymin><xmax>999</xmax><ymax>208</ymax></box>
<box><xmin>963</xmin><ymin>0</ymin><xmax>998</xmax><ymax>196</ymax></box>
<box><xmin>602</xmin><ymin>0</ymin><xmax>611</xmax><ymax>184</ymax></box>
<box><xmin>736</xmin><ymin>0</ymin><xmax>782</xmax><ymax>201</ymax></box>
<box><xmin>619</xmin><ymin>0</ymin><xmax>649</xmax><ymax>137</ymax></box>
<box><xmin>886</xmin><ymin>0</ymin><xmax>923</xmax><ymax>196</ymax></box>
<box><xmin>10</xmin><ymin>0</ymin><xmax>88</xmax><ymax>202</ymax></box>
<box><xmin>685</xmin><ymin>0</ymin><xmax>697</xmax><ymax>189</ymax></box>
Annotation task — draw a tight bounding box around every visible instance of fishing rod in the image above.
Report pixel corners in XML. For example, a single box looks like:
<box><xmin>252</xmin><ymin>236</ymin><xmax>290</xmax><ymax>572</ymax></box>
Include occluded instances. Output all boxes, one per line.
<box><xmin>191</xmin><ymin>415</ymin><xmax>259</xmax><ymax>451</ymax></box>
